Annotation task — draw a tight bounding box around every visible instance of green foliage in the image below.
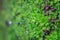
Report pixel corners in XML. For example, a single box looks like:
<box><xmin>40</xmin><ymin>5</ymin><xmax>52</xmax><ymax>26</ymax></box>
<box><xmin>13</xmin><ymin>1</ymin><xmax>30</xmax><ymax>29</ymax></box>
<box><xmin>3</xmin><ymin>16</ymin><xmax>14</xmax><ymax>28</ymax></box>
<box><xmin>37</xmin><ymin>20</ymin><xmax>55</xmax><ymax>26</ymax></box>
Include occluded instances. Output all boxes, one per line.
<box><xmin>0</xmin><ymin>0</ymin><xmax>60</xmax><ymax>40</ymax></box>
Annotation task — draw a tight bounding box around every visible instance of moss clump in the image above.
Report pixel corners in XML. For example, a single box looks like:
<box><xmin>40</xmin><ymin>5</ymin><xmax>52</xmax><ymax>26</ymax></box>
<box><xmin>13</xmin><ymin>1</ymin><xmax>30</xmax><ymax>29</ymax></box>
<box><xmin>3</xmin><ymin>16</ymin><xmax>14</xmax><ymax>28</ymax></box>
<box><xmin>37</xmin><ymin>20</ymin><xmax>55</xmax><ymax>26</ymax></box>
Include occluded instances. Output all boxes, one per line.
<box><xmin>0</xmin><ymin>0</ymin><xmax>60</xmax><ymax>40</ymax></box>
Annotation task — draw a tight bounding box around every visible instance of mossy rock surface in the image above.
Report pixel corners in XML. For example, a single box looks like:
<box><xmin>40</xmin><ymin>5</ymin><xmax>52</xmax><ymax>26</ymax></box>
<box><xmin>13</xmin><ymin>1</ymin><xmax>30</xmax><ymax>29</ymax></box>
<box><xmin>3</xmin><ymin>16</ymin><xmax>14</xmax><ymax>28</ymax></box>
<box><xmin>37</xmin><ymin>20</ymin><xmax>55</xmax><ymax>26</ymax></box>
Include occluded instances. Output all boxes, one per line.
<box><xmin>0</xmin><ymin>0</ymin><xmax>60</xmax><ymax>40</ymax></box>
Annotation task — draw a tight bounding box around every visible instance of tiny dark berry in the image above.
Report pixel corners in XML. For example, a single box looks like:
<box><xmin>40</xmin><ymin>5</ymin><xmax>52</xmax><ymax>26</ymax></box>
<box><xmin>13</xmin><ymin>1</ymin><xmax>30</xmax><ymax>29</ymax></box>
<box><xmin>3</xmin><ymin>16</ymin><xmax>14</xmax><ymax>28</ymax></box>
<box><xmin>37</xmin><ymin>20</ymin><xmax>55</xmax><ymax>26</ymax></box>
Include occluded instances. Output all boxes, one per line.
<box><xmin>18</xmin><ymin>22</ymin><xmax>22</xmax><ymax>26</ymax></box>
<box><xmin>18</xmin><ymin>22</ymin><xmax>20</xmax><ymax>25</ymax></box>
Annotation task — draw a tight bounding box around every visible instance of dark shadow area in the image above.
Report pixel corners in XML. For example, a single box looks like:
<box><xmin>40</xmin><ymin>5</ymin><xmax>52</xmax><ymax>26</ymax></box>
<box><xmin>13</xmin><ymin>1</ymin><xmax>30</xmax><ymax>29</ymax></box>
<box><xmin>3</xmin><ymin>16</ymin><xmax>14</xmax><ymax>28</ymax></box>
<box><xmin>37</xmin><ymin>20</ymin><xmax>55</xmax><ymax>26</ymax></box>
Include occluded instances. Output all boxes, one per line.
<box><xmin>0</xmin><ymin>0</ymin><xmax>3</xmax><ymax>11</ymax></box>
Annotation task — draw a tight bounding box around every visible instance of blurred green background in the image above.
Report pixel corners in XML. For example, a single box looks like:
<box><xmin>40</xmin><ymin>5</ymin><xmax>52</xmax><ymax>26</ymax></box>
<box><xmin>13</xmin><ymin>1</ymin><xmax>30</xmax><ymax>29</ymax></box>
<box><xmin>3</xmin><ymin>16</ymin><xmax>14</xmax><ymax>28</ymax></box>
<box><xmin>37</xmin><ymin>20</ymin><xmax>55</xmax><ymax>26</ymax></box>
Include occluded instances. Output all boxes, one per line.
<box><xmin>0</xmin><ymin>0</ymin><xmax>60</xmax><ymax>40</ymax></box>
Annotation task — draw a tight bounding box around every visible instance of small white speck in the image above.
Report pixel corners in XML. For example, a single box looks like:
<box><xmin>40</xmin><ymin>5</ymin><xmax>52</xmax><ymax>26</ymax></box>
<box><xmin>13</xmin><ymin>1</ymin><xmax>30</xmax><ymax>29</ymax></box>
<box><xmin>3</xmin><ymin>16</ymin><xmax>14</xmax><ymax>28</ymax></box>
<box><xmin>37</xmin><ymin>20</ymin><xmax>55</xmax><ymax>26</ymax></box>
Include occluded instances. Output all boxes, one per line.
<box><xmin>6</xmin><ymin>21</ymin><xmax>12</xmax><ymax>26</ymax></box>
<box><xmin>8</xmin><ymin>21</ymin><xmax>12</xmax><ymax>25</ymax></box>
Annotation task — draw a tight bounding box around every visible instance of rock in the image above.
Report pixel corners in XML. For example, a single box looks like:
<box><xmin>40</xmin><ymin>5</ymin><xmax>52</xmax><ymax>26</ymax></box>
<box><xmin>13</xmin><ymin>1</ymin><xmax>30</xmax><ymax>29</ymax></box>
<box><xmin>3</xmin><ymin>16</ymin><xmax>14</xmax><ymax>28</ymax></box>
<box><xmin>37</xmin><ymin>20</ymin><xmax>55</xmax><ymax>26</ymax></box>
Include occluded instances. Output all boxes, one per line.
<box><xmin>6</xmin><ymin>21</ymin><xmax>12</xmax><ymax>26</ymax></box>
<box><xmin>43</xmin><ymin>30</ymin><xmax>50</xmax><ymax>35</ymax></box>
<box><xmin>50</xmin><ymin>18</ymin><xmax>58</xmax><ymax>24</ymax></box>
<box><xmin>51</xmin><ymin>7</ymin><xmax>56</xmax><ymax>12</ymax></box>
<box><xmin>44</xmin><ymin>5</ymin><xmax>51</xmax><ymax>12</ymax></box>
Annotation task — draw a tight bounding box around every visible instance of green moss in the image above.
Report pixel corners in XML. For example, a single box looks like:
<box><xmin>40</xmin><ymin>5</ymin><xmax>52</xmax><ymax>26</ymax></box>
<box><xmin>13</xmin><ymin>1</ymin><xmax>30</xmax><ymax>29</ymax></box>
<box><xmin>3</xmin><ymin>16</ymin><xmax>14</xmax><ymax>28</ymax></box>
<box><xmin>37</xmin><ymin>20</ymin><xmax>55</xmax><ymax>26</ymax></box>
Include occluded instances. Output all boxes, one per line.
<box><xmin>0</xmin><ymin>0</ymin><xmax>60</xmax><ymax>40</ymax></box>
